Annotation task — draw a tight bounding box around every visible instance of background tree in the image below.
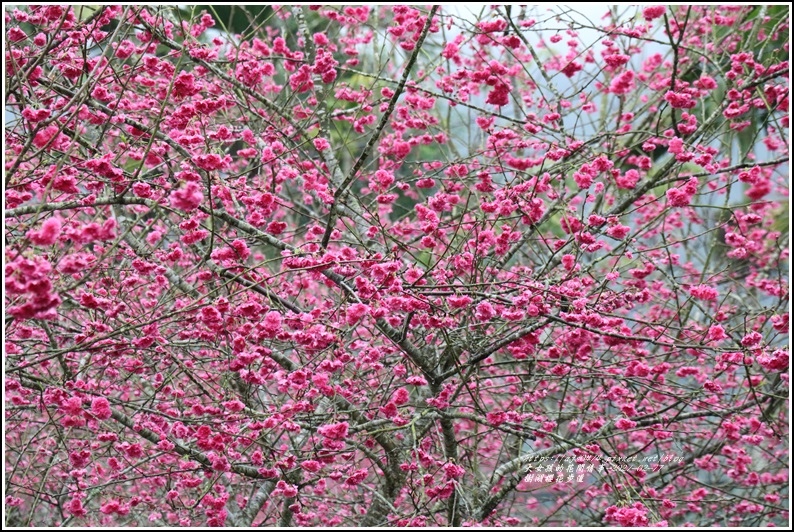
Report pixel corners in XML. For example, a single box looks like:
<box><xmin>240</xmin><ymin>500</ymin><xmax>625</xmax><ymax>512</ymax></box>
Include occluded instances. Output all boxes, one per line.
<box><xmin>4</xmin><ymin>4</ymin><xmax>789</xmax><ymax>527</ymax></box>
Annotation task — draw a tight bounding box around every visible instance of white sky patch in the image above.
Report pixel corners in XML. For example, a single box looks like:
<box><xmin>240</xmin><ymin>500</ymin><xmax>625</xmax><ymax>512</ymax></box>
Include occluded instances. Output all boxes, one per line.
<box><xmin>445</xmin><ymin>4</ymin><xmax>629</xmax><ymax>45</ymax></box>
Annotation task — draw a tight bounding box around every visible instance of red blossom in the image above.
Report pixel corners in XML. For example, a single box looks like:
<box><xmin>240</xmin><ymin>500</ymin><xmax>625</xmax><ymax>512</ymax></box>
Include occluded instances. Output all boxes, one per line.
<box><xmin>757</xmin><ymin>350</ymin><xmax>788</xmax><ymax>372</ymax></box>
<box><xmin>193</xmin><ymin>153</ymin><xmax>227</xmax><ymax>171</ymax></box>
<box><xmin>707</xmin><ymin>325</ymin><xmax>728</xmax><ymax>342</ymax></box>
<box><xmin>27</xmin><ymin>217</ymin><xmax>61</xmax><ymax>246</ymax></box>
<box><xmin>615</xmin><ymin>418</ymin><xmax>638</xmax><ymax>430</ymax></box>
<box><xmin>486</xmin><ymin>82</ymin><xmax>511</xmax><ymax>106</ymax></box>
<box><xmin>346</xmin><ymin>303</ymin><xmax>369</xmax><ymax>325</ymax></box>
<box><xmin>610</xmin><ymin>70</ymin><xmax>635</xmax><ymax>94</ymax></box>
<box><xmin>318</xmin><ymin>422</ymin><xmax>349</xmax><ymax>440</ymax></box>
<box><xmin>642</xmin><ymin>6</ymin><xmax>666</xmax><ymax>21</ymax></box>
<box><xmin>665</xmin><ymin>91</ymin><xmax>697</xmax><ymax>109</ymax></box>
<box><xmin>689</xmin><ymin>284</ymin><xmax>719</xmax><ymax>301</ymax></box>
<box><xmin>170</xmin><ymin>181</ymin><xmax>204</xmax><ymax>211</ymax></box>
<box><xmin>90</xmin><ymin>397</ymin><xmax>112</xmax><ymax>420</ymax></box>
<box><xmin>4</xmin><ymin>5</ymin><xmax>787</xmax><ymax>528</ymax></box>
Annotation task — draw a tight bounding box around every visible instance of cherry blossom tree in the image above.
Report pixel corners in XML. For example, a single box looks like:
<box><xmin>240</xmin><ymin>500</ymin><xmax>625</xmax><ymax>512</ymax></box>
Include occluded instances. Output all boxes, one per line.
<box><xmin>4</xmin><ymin>4</ymin><xmax>789</xmax><ymax>527</ymax></box>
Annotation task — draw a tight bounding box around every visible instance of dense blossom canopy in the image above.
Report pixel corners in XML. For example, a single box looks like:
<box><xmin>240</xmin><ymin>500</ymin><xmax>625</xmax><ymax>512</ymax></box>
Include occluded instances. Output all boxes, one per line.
<box><xmin>4</xmin><ymin>4</ymin><xmax>789</xmax><ymax>527</ymax></box>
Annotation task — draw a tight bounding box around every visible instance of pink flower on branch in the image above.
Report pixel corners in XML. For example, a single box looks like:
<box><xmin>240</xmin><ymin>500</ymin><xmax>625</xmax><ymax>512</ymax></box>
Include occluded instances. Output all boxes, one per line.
<box><xmin>170</xmin><ymin>181</ymin><xmax>203</xmax><ymax>211</ymax></box>
<box><xmin>3</xmin><ymin>4</ymin><xmax>788</xmax><ymax>528</ymax></box>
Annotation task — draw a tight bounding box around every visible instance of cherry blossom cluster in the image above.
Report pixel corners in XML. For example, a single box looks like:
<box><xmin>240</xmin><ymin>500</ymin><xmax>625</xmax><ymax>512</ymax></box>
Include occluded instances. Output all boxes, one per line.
<box><xmin>4</xmin><ymin>4</ymin><xmax>788</xmax><ymax>527</ymax></box>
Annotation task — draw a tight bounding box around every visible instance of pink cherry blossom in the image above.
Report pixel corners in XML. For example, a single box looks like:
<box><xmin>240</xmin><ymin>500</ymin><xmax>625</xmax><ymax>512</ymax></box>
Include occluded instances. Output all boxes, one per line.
<box><xmin>169</xmin><ymin>181</ymin><xmax>203</xmax><ymax>211</ymax></box>
<box><xmin>642</xmin><ymin>6</ymin><xmax>666</xmax><ymax>21</ymax></box>
<box><xmin>4</xmin><ymin>5</ymin><xmax>787</xmax><ymax>528</ymax></box>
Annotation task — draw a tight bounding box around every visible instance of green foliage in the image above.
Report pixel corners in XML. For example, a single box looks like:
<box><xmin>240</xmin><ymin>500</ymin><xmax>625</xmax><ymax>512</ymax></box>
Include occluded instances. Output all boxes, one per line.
<box><xmin>187</xmin><ymin>5</ymin><xmax>275</xmax><ymax>38</ymax></box>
